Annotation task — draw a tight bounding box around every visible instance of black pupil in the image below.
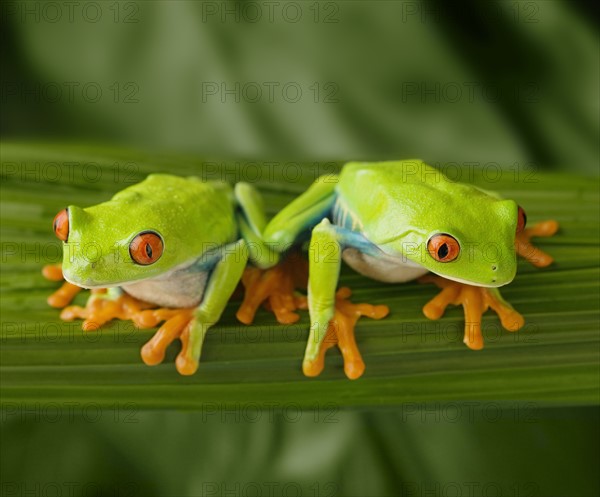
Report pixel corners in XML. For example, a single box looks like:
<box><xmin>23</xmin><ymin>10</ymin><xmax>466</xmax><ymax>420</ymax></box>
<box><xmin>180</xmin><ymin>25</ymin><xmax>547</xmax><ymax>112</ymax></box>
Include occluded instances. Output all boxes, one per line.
<box><xmin>145</xmin><ymin>243</ymin><xmax>153</xmax><ymax>259</ymax></box>
<box><xmin>438</xmin><ymin>243</ymin><xmax>449</xmax><ymax>259</ymax></box>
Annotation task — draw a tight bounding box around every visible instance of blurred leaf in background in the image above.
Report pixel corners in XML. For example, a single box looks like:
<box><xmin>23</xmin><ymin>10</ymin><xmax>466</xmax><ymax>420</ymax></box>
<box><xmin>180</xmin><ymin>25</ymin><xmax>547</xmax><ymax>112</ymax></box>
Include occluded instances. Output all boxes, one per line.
<box><xmin>1</xmin><ymin>0</ymin><xmax>598</xmax><ymax>171</ymax></box>
<box><xmin>1</xmin><ymin>1</ymin><xmax>599</xmax><ymax>496</ymax></box>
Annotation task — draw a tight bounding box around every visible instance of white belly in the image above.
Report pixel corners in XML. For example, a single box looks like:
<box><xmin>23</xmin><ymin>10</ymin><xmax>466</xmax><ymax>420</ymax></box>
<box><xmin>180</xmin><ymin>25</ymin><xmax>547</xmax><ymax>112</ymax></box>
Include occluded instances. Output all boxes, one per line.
<box><xmin>342</xmin><ymin>248</ymin><xmax>428</xmax><ymax>283</ymax></box>
<box><xmin>122</xmin><ymin>269</ymin><xmax>208</xmax><ymax>308</ymax></box>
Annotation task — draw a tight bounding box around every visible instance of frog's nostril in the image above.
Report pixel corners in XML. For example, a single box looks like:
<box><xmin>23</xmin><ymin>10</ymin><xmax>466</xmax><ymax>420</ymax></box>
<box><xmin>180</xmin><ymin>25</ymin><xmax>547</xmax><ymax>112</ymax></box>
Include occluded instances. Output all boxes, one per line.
<box><xmin>491</xmin><ymin>265</ymin><xmax>497</xmax><ymax>271</ymax></box>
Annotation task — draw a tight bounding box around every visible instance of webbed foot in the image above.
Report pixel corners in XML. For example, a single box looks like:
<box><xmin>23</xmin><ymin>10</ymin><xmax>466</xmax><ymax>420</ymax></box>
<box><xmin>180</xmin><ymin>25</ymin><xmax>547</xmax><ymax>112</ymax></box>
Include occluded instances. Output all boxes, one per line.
<box><xmin>42</xmin><ymin>264</ymin><xmax>83</xmax><ymax>308</ymax></box>
<box><xmin>419</xmin><ymin>275</ymin><xmax>524</xmax><ymax>350</ymax></box>
<box><xmin>59</xmin><ymin>289</ymin><xmax>154</xmax><ymax>331</ymax></box>
<box><xmin>43</xmin><ymin>263</ymin><xmax>153</xmax><ymax>329</ymax></box>
<box><xmin>43</xmin><ymin>264</ymin><xmax>207</xmax><ymax>375</ymax></box>
<box><xmin>516</xmin><ymin>220</ymin><xmax>559</xmax><ymax>267</ymax></box>
<box><xmin>303</xmin><ymin>288</ymin><xmax>389</xmax><ymax>380</ymax></box>
<box><xmin>236</xmin><ymin>252</ymin><xmax>308</xmax><ymax>325</ymax></box>
<box><xmin>136</xmin><ymin>308</ymin><xmax>196</xmax><ymax>373</ymax></box>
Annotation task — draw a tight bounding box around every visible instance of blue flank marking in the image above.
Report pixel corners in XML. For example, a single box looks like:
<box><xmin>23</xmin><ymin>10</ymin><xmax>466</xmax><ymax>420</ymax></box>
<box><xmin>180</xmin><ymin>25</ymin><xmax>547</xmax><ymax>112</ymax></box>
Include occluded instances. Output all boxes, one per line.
<box><xmin>332</xmin><ymin>196</ymin><xmax>361</xmax><ymax>231</ymax></box>
<box><xmin>332</xmin><ymin>225</ymin><xmax>383</xmax><ymax>258</ymax></box>
<box><xmin>190</xmin><ymin>249</ymin><xmax>222</xmax><ymax>272</ymax></box>
<box><xmin>285</xmin><ymin>193</ymin><xmax>338</xmax><ymax>245</ymax></box>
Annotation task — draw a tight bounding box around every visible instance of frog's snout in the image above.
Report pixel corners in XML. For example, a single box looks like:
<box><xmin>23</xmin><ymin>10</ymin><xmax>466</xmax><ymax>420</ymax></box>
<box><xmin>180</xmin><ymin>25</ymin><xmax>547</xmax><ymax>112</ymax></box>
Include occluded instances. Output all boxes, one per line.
<box><xmin>488</xmin><ymin>261</ymin><xmax>516</xmax><ymax>287</ymax></box>
<box><xmin>61</xmin><ymin>255</ymin><xmax>107</xmax><ymax>288</ymax></box>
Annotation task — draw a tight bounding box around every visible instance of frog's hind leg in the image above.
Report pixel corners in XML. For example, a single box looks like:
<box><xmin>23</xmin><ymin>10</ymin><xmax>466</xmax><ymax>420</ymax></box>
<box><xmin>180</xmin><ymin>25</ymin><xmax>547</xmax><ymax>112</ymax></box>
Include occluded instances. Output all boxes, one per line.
<box><xmin>236</xmin><ymin>252</ymin><xmax>309</xmax><ymax>325</ymax></box>
<box><xmin>234</xmin><ymin>182</ymin><xmax>282</xmax><ymax>269</ymax></box>
<box><xmin>304</xmin><ymin>219</ymin><xmax>389</xmax><ymax>379</ymax></box>
<box><xmin>420</xmin><ymin>275</ymin><xmax>524</xmax><ymax>350</ymax></box>
<box><xmin>235</xmin><ymin>177</ymin><xmax>338</xmax><ymax>326</ymax></box>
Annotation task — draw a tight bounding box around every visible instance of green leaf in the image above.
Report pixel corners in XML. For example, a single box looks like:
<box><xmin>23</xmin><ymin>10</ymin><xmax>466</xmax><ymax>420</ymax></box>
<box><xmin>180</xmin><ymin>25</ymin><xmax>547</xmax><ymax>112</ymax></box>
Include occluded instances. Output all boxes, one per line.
<box><xmin>1</xmin><ymin>142</ymin><xmax>599</xmax><ymax>409</ymax></box>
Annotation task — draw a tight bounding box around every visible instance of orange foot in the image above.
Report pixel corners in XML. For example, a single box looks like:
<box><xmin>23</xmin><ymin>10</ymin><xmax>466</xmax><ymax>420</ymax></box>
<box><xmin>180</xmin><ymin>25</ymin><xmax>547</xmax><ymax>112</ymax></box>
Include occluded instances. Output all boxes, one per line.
<box><xmin>236</xmin><ymin>252</ymin><xmax>308</xmax><ymax>325</ymax></box>
<box><xmin>59</xmin><ymin>289</ymin><xmax>155</xmax><ymax>331</ymax></box>
<box><xmin>43</xmin><ymin>264</ymin><xmax>199</xmax><ymax>374</ymax></box>
<box><xmin>303</xmin><ymin>288</ymin><xmax>390</xmax><ymax>380</ymax></box>
<box><xmin>43</xmin><ymin>264</ymin><xmax>154</xmax><ymax>331</ymax></box>
<box><xmin>419</xmin><ymin>275</ymin><xmax>524</xmax><ymax>350</ymax></box>
<box><xmin>134</xmin><ymin>308</ymin><xmax>200</xmax><ymax>374</ymax></box>
<box><xmin>516</xmin><ymin>220</ymin><xmax>559</xmax><ymax>267</ymax></box>
<box><xmin>42</xmin><ymin>264</ymin><xmax>83</xmax><ymax>308</ymax></box>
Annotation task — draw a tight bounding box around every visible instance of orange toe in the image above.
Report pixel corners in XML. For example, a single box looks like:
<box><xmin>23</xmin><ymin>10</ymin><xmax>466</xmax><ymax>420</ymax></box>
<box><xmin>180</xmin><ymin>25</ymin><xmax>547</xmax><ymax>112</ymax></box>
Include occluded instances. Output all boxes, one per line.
<box><xmin>305</xmin><ymin>287</ymin><xmax>389</xmax><ymax>380</ymax></box>
<box><xmin>516</xmin><ymin>219</ymin><xmax>559</xmax><ymax>267</ymax></box>
<box><xmin>175</xmin><ymin>325</ymin><xmax>200</xmax><ymax>375</ymax></box>
<box><xmin>236</xmin><ymin>252</ymin><xmax>308</xmax><ymax>325</ymax></box>
<box><xmin>42</xmin><ymin>264</ymin><xmax>65</xmax><ymax>282</ymax></box>
<box><xmin>140</xmin><ymin>309</ymin><xmax>194</xmax><ymax>366</ymax></box>
<box><xmin>43</xmin><ymin>264</ymin><xmax>84</xmax><ymax>308</ymax></box>
<box><xmin>421</xmin><ymin>276</ymin><xmax>525</xmax><ymax>350</ymax></box>
<box><xmin>48</xmin><ymin>282</ymin><xmax>83</xmax><ymax>308</ymax></box>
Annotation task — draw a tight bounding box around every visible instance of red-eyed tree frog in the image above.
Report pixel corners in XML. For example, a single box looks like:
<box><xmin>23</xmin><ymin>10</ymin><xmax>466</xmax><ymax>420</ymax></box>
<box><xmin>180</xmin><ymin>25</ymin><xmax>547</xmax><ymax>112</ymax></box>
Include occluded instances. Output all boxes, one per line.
<box><xmin>44</xmin><ymin>174</ymin><xmax>279</xmax><ymax>375</ymax></box>
<box><xmin>248</xmin><ymin>160</ymin><xmax>558</xmax><ymax>379</ymax></box>
<box><xmin>45</xmin><ymin>163</ymin><xmax>557</xmax><ymax>380</ymax></box>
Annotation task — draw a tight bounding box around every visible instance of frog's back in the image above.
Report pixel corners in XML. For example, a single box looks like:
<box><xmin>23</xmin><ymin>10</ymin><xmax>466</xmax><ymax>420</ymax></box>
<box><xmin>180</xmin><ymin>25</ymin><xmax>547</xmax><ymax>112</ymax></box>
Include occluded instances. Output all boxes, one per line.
<box><xmin>337</xmin><ymin>160</ymin><xmax>455</xmax><ymax>199</ymax></box>
<box><xmin>106</xmin><ymin>174</ymin><xmax>237</xmax><ymax>248</ymax></box>
<box><xmin>115</xmin><ymin>174</ymin><xmax>233</xmax><ymax>205</ymax></box>
<box><xmin>336</xmin><ymin>160</ymin><xmax>491</xmax><ymax>244</ymax></box>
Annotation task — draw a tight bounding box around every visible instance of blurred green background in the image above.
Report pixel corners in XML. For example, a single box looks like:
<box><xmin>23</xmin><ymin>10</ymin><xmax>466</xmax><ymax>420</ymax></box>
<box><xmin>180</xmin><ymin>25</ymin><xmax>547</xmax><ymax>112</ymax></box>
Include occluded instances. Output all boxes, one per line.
<box><xmin>1</xmin><ymin>1</ymin><xmax>599</xmax><ymax>496</ymax></box>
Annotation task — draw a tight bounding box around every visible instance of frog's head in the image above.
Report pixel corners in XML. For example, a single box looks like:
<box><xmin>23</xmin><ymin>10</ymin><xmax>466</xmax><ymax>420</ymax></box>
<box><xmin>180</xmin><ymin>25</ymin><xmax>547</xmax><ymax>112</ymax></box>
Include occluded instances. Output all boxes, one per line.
<box><xmin>52</xmin><ymin>176</ymin><xmax>202</xmax><ymax>288</ymax></box>
<box><xmin>384</xmin><ymin>187</ymin><xmax>526</xmax><ymax>287</ymax></box>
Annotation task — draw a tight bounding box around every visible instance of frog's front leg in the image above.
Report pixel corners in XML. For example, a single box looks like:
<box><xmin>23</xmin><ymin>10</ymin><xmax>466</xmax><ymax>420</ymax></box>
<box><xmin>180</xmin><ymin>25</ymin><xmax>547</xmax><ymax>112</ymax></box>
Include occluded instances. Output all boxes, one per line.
<box><xmin>420</xmin><ymin>275</ymin><xmax>524</xmax><ymax>350</ymax></box>
<box><xmin>61</xmin><ymin>287</ymin><xmax>157</xmax><ymax>331</ymax></box>
<box><xmin>305</xmin><ymin>219</ymin><xmax>389</xmax><ymax>379</ymax></box>
<box><xmin>42</xmin><ymin>264</ymin><xmax>154</xmax><ymax>330</ymax></box>
<box><xmin>43</xmin><ymin>264</ymin><xmax>84</xmax><ymax>308</ymax></box>
<box><xmin>420</xmin><ymin>216</ymin><xmax>559</xmax><ymax>349</ymax></box>
<box><xmin>141</xmin><ymin>239</ymin><xmax>249</xmax><ymax>375</ymax></box>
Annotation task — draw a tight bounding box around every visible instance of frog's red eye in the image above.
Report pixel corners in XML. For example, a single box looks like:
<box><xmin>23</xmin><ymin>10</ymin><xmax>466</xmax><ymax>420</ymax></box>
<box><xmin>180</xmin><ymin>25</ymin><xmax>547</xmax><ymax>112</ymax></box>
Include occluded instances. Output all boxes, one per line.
<box><xmin>516</xmin><ymin>206</ymin><xmax>527</xmax><ymax>233</ymax></box>
<box><xmin>53</xmin><ymin>209</ymin><xmax>69</xmax><ymax>242</ymax></box>
<box><xmin>129</xmin><ymin>231</ymin><xmax>163</xmax><ymax>265</ymax></box>
<box><xmin>427</xmin><ymin>234</ymin><xmax>460</xmax><ymax>263</ymax></box>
